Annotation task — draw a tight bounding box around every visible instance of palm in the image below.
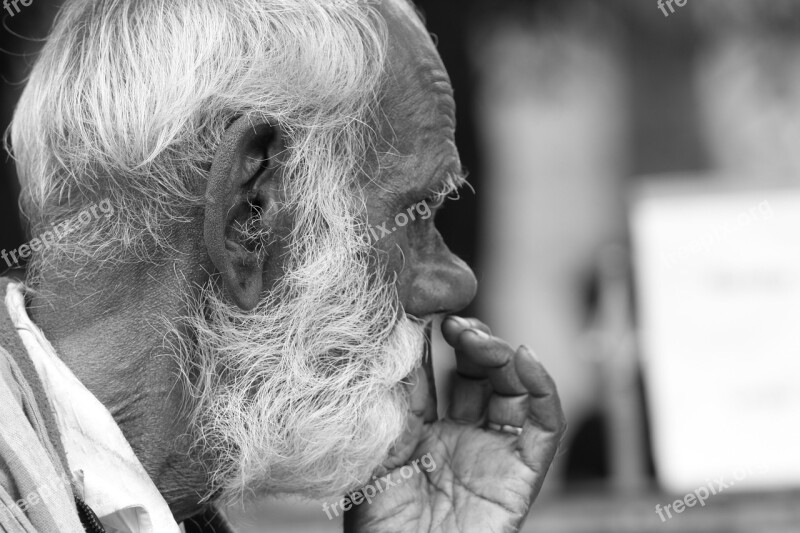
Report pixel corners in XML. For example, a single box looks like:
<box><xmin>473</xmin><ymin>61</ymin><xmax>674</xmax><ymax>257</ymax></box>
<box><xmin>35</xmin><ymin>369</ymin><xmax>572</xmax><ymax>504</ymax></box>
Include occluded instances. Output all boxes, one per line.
<box><xmin>346</xmin><ymin>318</ymin><xmax>565</xmax><ymax>533</ymax></box>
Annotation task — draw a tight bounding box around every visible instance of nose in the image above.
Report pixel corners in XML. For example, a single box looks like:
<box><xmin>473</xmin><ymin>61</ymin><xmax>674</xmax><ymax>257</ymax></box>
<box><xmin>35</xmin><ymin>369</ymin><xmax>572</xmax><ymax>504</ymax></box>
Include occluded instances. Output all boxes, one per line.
<box><xmin>400</xmin><ymin>234</ymin><xmax>477</xmax><ymax>317</ymax></box>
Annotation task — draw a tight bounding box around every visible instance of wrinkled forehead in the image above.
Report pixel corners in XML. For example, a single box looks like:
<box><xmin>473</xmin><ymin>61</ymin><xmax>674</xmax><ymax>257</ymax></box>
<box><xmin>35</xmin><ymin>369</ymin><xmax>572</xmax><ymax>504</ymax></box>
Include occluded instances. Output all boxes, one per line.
<box><xmin>377</xmin><ymin>0</ymin><xmax>454</xmax><ymax>118</ymax></box>
<box><xmin>373</xmin><ymin>0</ymin><xmax>459</xmax><ymax>178</ymax></box>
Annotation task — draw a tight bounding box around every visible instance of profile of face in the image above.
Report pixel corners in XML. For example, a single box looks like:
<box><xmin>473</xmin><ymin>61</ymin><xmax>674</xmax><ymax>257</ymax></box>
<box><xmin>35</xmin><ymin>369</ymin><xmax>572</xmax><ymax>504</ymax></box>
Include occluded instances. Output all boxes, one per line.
<box><xmin>10</xmin><ymin>0</ymin><xmax>476</xmax><ymax>510</ymax></box>
<box><xmin>177</xmin><ymin>0</ymin><xmax>477</xmax><ymax>506</ymax></box>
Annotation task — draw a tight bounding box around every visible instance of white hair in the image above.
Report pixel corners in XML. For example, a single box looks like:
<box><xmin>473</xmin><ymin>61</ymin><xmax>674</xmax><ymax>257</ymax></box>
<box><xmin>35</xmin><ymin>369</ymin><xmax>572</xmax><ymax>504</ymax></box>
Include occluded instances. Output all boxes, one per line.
<box><xmin>10</xmin><ymin>0</ymin><xmax>430</xmax><ymax>506</ymax></box>
<box><xmin>175</xmin><ymin>219</ymin><xmax>425</xmax><ymax>503</ymax></box>
<box><xmin>9</xmin><ymin>0</ymin><xmax>388</xmax><ymax>274</ymax></box>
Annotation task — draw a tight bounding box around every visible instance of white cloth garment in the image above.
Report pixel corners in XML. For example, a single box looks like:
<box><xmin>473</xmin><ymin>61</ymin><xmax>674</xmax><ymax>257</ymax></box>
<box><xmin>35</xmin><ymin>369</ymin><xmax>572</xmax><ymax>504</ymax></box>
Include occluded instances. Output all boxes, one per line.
<box><xmin>5</xmin><ymin>281</ymin><xmax>183</xmax><ymax>533</ymax></box>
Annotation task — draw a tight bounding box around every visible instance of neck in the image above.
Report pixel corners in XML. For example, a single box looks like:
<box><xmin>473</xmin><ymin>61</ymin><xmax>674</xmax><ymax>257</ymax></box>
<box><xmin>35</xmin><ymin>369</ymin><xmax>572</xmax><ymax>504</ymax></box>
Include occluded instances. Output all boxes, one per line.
<box><xmin>26</xmin><ymin>248</ymin><xmax>213</xmax><ymax>522</ymax></box>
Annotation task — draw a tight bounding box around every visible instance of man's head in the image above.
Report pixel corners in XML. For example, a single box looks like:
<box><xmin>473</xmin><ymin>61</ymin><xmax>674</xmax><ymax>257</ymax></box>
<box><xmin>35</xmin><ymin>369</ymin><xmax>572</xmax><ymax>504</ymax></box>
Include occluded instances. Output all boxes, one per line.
<box><xmin>10</xmin><ymin>0</ymin><xmax>476</xmax><ymax>512</ymax></box>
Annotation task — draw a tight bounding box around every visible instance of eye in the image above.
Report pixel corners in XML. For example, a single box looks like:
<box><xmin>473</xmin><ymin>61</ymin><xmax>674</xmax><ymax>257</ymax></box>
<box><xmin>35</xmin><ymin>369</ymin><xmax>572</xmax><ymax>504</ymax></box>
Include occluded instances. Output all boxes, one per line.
<box><xmin>405</xmin><ymin>189</ymin><xmax>446</xmax><ymax>217</ymax></box>
<box><xmin>423</xmin><ymin>190</ymin><xmax>448</xmax><ymax>210</ymax></box>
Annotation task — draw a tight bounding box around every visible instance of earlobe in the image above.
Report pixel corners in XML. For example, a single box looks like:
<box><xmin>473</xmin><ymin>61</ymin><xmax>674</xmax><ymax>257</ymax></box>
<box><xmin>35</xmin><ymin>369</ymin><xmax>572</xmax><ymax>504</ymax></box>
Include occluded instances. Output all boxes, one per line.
<box><xmin>204</xmin><ymin>115</ymin><xmax>282</xmax><ymax>311</ymax></box>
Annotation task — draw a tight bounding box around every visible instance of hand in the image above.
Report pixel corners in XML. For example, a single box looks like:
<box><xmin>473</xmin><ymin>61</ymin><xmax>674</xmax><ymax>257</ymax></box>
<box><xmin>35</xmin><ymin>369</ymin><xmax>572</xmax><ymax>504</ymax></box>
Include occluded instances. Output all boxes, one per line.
<box><xmin>344</xmin><ymin>316</ymin><xmax>566</xmax><ymax>532</ymax></box>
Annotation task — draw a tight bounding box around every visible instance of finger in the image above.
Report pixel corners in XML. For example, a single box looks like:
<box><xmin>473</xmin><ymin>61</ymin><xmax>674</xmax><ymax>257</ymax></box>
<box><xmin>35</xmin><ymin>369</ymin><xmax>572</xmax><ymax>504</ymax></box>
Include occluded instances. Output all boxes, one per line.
<box><xmin>487</xmin><ymin>346</ymin><xmax>557</xmax><ymax>431</ymax></box>
<box><xmin>441</xmin><ymin>316</ymin><xmax>491</xmax><ymax>346</ymax></box>
<box><xmin>450</xmin><ymin>327</ymin><xmax>513</xmax><ymax>379</ymax></box>
<box><xmin>486</xmin><ymin>394</ymin><xmax>528</xmax><ymax>428</ymax></box>
<box><xmin>487</xmin><ymin>357</ymin><xmax>527</xmax><ymax>395</ymax></box>
<box><xmin>514</xmin><ymin>346</ymin><xmax>567</xmax><ymax>467</ymax></box>
<box><xmin>442</xmin><ymin>317</ymin><xmax>495</xmax><ymax>378</ymax></box>
<box><xmin>515</xmin><ymin>346</ymin><xmax>559</xmax><ymax>404</ymax></box>
<box><xmin>448</xmin><ymin>374</ymin><xmax>492</xmax><ymax>424</ymax></box>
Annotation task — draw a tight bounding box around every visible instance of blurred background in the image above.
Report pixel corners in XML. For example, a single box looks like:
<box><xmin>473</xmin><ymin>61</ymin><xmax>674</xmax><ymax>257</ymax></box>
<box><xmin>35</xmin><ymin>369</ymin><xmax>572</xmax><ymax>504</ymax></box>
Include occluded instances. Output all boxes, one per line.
<box><xmin>2</xmin><ymin>0</ymin><xmax>800</xmax><ymax>531</ymax></box>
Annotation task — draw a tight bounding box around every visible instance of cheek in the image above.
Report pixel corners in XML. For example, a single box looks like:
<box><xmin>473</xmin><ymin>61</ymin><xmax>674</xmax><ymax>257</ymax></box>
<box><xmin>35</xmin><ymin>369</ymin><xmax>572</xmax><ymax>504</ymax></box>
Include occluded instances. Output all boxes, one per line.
<box><xmin>372</xmin><ymin>216</ymin><xmax>437</xmax><ymax>278</ymax></box>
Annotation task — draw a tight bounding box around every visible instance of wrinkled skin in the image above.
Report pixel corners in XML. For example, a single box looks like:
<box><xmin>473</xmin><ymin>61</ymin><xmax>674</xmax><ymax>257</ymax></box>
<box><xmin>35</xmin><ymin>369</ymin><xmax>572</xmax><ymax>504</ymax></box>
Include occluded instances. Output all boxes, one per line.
<box><xmin>341</xmin><ymin>2</ymin><xmax>567</xmax><ymax>531</ymax></box>
<box><xmin>28</xmin><ymin>0</ymin><xmax>566</xmax><ymax>530</ymax></box>
<box><xmin>344</xmin><ymin>317</ymin><xmax>565</xmax><ymax>533</ymax></box>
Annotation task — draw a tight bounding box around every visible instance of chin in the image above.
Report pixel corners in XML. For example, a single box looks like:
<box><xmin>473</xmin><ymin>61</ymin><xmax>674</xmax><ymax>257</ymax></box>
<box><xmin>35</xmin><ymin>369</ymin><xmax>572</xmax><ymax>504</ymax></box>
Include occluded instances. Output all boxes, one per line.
<box><xmin>182</xmin><ymin>274</ymin><xmax>431</xmax><ymax>506</ymax></box>
<box><xmin>214</xmin><ymin>383</ymin><xmax>412</xmax><ymax>506</ymax></box>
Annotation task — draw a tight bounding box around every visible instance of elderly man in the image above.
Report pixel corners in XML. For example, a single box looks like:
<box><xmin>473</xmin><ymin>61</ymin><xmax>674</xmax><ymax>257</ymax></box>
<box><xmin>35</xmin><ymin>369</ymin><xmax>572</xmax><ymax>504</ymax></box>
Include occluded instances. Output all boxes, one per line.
<box><xmin>0</xmin><ymin>0</ymin><xmax>565</xmax><ymax>531</ymax></box>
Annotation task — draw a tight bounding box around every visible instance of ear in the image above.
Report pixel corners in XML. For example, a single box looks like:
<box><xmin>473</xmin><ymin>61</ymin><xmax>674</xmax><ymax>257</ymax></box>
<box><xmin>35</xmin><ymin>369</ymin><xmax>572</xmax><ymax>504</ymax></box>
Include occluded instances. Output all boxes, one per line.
<box><xmin>205</xmin><ymin>115</ymin><xmax>283</xmax><ymax>311</ymax></box>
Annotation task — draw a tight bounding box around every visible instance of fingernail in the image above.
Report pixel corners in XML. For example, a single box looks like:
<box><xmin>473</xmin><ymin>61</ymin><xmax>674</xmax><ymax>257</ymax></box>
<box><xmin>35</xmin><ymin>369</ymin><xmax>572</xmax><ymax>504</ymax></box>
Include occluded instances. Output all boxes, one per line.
<box><xmin>448</xmin><ymin>316</ymin><xmax>469</xmax><ymax>328</ymax></box>
<box><xmin>469</xmin><ymin>328</ymin><xmax>490</xmax><ymax>339</ymax></box>
<box><xmin>519</xmin><ymin>345</ymin><xmax>538</xmax><ymax>360</ymax></box>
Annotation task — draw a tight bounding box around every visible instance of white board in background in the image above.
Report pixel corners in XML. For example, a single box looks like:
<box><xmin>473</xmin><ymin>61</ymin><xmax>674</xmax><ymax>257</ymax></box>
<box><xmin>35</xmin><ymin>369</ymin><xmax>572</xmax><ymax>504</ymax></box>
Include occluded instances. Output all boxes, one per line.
<box><xmin>630</xmin><ymin>178</ymin><xmax>800</xmax><ymax>493</ymax></box>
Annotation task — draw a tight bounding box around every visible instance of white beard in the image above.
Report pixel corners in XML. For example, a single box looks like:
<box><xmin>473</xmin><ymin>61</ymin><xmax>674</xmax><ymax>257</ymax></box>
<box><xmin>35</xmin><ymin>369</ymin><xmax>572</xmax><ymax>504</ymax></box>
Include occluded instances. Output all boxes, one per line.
<box><xmin>176</xmin><ymin>207</ymin><xmax>426</xmax><ymax>505</ymax></box>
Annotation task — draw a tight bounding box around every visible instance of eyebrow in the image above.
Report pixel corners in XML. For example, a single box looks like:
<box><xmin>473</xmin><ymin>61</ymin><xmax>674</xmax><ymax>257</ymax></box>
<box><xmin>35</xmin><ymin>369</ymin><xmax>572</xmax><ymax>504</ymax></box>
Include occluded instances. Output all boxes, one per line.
<box><xmin>423</xmin><ymin>165</ymin><xmax>470</xmax><ymax>206</ymax></box>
